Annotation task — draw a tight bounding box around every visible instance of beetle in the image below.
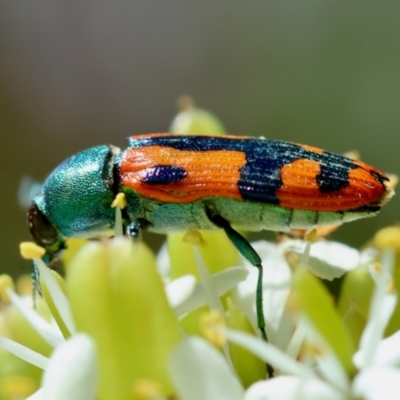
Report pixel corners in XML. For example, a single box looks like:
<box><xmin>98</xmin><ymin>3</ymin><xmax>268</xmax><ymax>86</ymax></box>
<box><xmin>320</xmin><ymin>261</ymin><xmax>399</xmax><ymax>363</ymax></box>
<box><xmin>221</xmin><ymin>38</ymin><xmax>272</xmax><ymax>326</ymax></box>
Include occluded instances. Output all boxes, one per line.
<box><xmin>27</xmin><ymin>133</ymin><xmax>393</xmax><ymax>350</ymax></box>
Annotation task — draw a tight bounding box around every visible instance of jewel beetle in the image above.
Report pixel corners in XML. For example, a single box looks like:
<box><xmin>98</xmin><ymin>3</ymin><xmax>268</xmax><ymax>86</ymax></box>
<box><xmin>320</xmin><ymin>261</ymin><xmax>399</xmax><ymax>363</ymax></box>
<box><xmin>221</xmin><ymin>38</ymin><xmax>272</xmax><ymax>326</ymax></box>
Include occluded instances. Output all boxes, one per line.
<box><xmin>27</xmin><ymin>133</ymin><xmax>394</xmax><ymax>350</ymax></box>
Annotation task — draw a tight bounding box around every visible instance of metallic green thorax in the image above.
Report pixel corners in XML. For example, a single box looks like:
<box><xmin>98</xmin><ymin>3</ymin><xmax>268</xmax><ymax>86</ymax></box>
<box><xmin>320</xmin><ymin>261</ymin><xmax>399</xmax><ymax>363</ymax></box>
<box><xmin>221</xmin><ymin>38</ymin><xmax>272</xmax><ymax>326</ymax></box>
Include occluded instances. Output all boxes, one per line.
<box><xmin>32</xmin><ymin>145</ymin><xmax>117</xmax><ymax>252</ymax></box>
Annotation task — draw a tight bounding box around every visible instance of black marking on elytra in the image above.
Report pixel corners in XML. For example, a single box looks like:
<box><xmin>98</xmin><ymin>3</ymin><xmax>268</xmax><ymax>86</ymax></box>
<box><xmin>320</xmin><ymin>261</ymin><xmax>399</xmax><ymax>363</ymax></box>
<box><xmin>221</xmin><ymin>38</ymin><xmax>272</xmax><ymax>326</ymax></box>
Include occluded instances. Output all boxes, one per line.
<box><xmin>128</xmin><ymin>135</ymin><xmax>362</xmax><ymax>205</ymax></box>
<box><xmin>370</xmin><ymin>170</ymin><xmax>389</xmax><ymax>184</ymax></box>
<box><xmin>142</xmin><ymin>165</ymin><xmax>187</xmax><ymax>185</ymax></box>
<box><xmin>316</xmin><ymin>161</ymin><xmax>351</xmax><ymax>193</ymax></box>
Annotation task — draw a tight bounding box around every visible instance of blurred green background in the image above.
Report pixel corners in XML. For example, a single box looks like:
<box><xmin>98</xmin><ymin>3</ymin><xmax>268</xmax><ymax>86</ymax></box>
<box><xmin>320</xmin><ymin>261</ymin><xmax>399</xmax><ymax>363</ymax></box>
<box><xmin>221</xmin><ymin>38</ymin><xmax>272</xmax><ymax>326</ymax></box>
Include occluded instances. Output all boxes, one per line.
<box><xmin>0</xmin><ymin>1</ymin><xmax>399</xmax><ymax>278</ymax></box>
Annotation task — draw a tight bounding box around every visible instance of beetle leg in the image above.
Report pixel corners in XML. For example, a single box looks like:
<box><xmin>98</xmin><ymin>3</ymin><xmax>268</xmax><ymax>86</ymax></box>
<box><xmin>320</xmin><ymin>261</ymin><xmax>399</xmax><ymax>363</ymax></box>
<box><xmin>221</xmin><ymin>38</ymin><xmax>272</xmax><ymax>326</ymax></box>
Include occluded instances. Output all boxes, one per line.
<box><xmin>126</xmin><ymin>221</ymin><xmax>142</xmax><ymax>239</ymax></box>
<box><xmin>207</xmin><ymin>212</ymin><xmax>266</xmax><ymax>334</ymax></box>
<box><xmin>205</xmin><ymin>206</ymin><xmax>274</xmax><ymax>377</ymax></box>
<box><xmin>126</xmin><ymin>219</ymin><xmax>151</xmax><ymax>239</ymax></box>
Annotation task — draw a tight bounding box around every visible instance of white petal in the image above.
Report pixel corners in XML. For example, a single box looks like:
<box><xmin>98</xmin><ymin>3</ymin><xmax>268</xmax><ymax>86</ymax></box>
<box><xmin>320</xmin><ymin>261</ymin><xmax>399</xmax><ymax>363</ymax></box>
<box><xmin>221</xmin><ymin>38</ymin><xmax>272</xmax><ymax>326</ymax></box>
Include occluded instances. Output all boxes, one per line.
<box><xmin>273</xmin><ymin>307</ymin><xmax>296</xmax><ymax>352</ymax></box>
<box><xmin>282</xmin><ymin>240</ymin><xmax>359</xmax><ymax>280</ymax></box>
<box><xmin>191</xmin><ymin>247</ymin><xmax>241</xmax><ymax>362</ymax></box>
<box><xmin>252</xmin><ymin>241</ymin><xmax>292</xmax><ymax>286</ymax></box>
<box><xmin>373</xmin><ymin>331</ymin><xmax>400</xmax><ymax>367</ymax></box>
<box><xmin>352</xmin><ymin>367</ymin><xmax>400</xmax><ymax>400</ymax></box>
<box><xmin>156</xmin><ymin>242</ymin><xmax>170</xmax><ymax>278</ymax></box>
<box><xmin>315</xmin><ymin>350</ymin><xmax>350</xmax><ymax>393</ymax></box>
<box><xmin>355</xmin><ymin>331</ymin><xmax>400</xmax><ymax>368</ymax></box>
<box><xmin>355</xmin><ymin>252</ymin><xmax>397</xmax><ymax>369</ymax></box>
<box><xmin>169</xmin><ymin>337</ymin><xmax>244</xmax><ymax>400</ymax></box>
<box><xmin>285</xmin><ymin>319</ymin><xmax>307</xmax><ymax>360</ymax></box>
<box><xmin>42</xmin><ymin>333</ymin><xmax>98</xmax><ymax>400</ymax></box>
<box><xmin>166</xmin><ymin>275</ymin><xmax>196</xmax><ymax>309</ymax></box>
<box><xmin>192</xmin><ymin>247</ymin><xmax>224</xmax><ymax>313</ymax></box>
<box><xmin>0</xmin><ymin>336</ymin><xmax>48</xmax><ymax>369</ymax></box>
<box><xmin>210</xmin><ymin>266</ymin><xmax>249</xmax><ymax>295</ymax></box>
<box><xmin>233</xmin><ymin>241</ymin><xmax>291</xmax><ymax>339</ymax></box>
<box><xmin>174</xmin><ymin>267</ymin><xmax>248</xmax><ymax>317</ymax></box>
<box><xmin>26</xmin><ymin>388</ymin><xmax>44</xmax><ymax>400</ymax></box>
<box><xmin>298</xmin><ymin>318</ymin><xmax>350</xmax><ymax>392</ymax></box>
<box><xmin>225</xmin><ymin>328</ymin><xmax>316</xmax><ymax>380</ymax></box>
<box><xmin>7</xmin><ymin>289</ymin><xmax>64</xmax><ymax>347</ymax></box>
<box><xmin>245</xmin><ymin>376</ymin><xmax>343</xmax><ymax>400</ymax></box>
<box><xmin>36</xmin><ymin>258</ymin><xmax>77</xmax><ymax>335</ymax></box>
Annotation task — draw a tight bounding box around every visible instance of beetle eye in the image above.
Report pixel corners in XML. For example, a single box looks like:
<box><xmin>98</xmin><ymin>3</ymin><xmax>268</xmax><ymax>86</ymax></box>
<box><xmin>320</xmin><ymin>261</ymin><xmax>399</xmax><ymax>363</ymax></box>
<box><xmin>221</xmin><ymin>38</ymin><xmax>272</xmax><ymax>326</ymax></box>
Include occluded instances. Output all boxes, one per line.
<box><xmin>28</xmin><ymin>203</ymin><xmax>58</xmax><ymax>246</ymax></box>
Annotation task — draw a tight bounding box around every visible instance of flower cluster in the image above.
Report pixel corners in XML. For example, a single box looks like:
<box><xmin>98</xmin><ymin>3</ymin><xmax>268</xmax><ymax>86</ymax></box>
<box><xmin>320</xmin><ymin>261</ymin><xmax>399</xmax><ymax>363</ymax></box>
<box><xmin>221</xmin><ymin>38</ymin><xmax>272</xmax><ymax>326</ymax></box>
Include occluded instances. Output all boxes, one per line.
<box><xmin>1</xmin><ymin>221</ymin><xmax>399</xmax><ymax>399</ymax></box>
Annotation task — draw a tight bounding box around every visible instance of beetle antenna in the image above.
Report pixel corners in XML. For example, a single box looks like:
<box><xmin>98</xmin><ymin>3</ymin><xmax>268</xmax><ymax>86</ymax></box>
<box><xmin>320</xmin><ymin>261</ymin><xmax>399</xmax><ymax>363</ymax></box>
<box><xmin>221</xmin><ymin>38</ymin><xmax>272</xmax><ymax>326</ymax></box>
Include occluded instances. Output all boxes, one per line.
<box><xmin>31</xmin><ymin>261</ymin><xmax>42</xmax><ymax>307</ymax></box>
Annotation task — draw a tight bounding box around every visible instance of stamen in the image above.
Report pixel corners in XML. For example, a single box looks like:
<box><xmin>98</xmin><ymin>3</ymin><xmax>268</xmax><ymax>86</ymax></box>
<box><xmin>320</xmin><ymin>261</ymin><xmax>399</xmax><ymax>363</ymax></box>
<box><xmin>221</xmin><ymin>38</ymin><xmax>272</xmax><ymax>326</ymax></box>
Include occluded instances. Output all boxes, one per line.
<box><xmin>177</xmin><ymin>95</ymin><xmax>195</xmax><ymax>112</ymax></box>
<box><xmin>111</xmin><ymin>192</ymin><xmax>127</xmax><ymax>209</ymax></box>
<box><xmin>16</xmin><ymin>275</ymin><xmax>34</xmax><ymax>296</ymax></box>
<box><xmin>200</xmin><ymin>310</ymin><xmax>226</xmax><ymax>348</ymax></box>
<box><xmin>305</xmin><ymin>229</ymin><xmax>318</xmax><ymax>243</ymax></box>
<box><xmin>386</xmin><ymin>277</ymin><xmax>395</xmax><ymax>294</ymax></box>
<box><xmin>0</xmin><ymin>275</ymin><xmax>15</xmax><ymax>303</ymax></box>
<box><xmin>374</xmin><ymin>226</ymin><xmax>400</xmax><ymax>250</ymax></box>
<box><xmin>112</xmin><ymin>193</ymin><xmax>127</xmax><ymax>237</ymax></box>
<box><xmin>132</xmin><ymin>379</ymin><xmax>163</xmax><ymax>400</ymax></box>
<box><xmin>35</xmin><ymin>258</ymin><xmax>76</xmax><ymax>337</ymax></box>
<box><xmin>372</xmin><ymin>261</ymin><xmax>382</xmax><ymax>273</ymax></box>
<box><xmin>300</xmin><ymin>341</ymin><xmax>324</xmax><ymax>359</ymax></box>
<box><xmin>343</xmin><ymin>150</ymin><xmax>360</xmax><ymax>160</ymax></box>
<box><xmin>0</xmin><ymin>375</ymin><xmax>37</xmax><ymax>399</ymax></box>
<box><xmin>19</xmin><ymin>242</ymin><xmax>45</xmax><ymax>260</ymax></box>
<box><xmin>182</xmin><ymin>230</ymin><xmax>204</xmax><ymax>245</ymax></box>
<box><xmin>285</xmin><ymin>292</ymin><xmax>302</xmax><ymax>314</ymax></box>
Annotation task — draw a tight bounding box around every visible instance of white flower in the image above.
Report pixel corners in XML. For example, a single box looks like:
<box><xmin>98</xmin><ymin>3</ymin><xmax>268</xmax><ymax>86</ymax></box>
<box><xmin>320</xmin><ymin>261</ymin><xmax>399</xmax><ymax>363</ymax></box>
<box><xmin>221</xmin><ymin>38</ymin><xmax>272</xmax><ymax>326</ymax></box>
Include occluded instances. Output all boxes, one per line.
<box><xmin>281</xmin><ymin>239</ymin><xmax>362</xmax><ymax>280</ymax></box>
<box><xmin>6</xmin><ymin>230</ymin><xmax>397</xmax><ymax>400</ymax></box>
<box><xmin>1</xmin><ymin>238</ymin><xmax>248</xmax><ymax>399</ymax></box>
<box><xmin>169</xmin><ymin>337</ymin><xmax>244</xmax><ymax>400</ymax></box>
<box><xmin>242</xmin><ymin>249</ymin><xmax>400</xmax><ymax>400</ymax></box>
<box><xmin>232</xmin><ymin>239</ymin><xmax>360</xmax><ymax>349</ymax></box>
<box><xmin>29</xmin><ymin>334</ymin><xmax>98</xmax><ymax>400</ymax></box>
<box><xmin>232</xmin><ymin>241</ymin><xmax>292</xmax><ymax>348</ymax></box>
<box><xmin>165</xmin><ymin>244</ymin><xmax>400</xmax><ymax>400</ymax></box>
<box><xmin>167</xmin><ymin>267</ymin><xmax>249</xmax><ymax>318</ymax></box>
<box><xmin>245</xmin><ymin>376</ymin><xmax>341</xmax><ymax>400</ymax></box>
<box><xmin>0</xmin><ymin>257</ymin><xmax>98</xmax><ymax>399</ymax></box>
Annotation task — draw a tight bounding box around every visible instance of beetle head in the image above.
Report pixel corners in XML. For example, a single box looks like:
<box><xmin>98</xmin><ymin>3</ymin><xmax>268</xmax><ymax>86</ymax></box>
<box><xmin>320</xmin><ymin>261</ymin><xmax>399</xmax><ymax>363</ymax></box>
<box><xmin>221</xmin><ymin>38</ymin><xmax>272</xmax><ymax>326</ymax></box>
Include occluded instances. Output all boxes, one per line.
<box><xmin>27</xmin><ymin>144</ymin><xmax>121</xmax><ymax>265</ymax></box>
<box><xmin>28</xmin><ymin>200</ymin><xmax>66</xmax><ymax>265</ymax></box>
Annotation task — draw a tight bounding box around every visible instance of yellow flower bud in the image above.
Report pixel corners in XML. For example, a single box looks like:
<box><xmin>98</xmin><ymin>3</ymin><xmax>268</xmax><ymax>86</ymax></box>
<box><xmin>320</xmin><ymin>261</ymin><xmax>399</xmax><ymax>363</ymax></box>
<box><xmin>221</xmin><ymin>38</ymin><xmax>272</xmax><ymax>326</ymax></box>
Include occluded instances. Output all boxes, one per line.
<box><xmin>67</xmin><ymin>238</ymin><xmax>180</xmax><ymax>400</ymax></box>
